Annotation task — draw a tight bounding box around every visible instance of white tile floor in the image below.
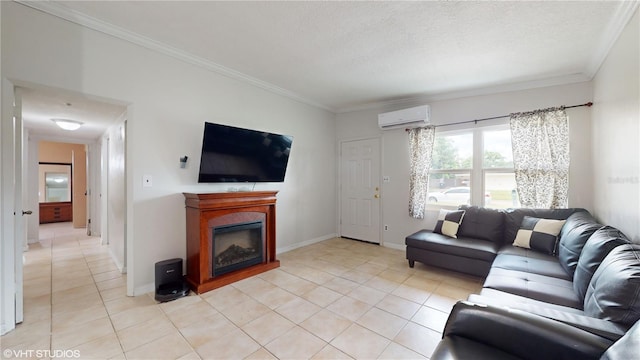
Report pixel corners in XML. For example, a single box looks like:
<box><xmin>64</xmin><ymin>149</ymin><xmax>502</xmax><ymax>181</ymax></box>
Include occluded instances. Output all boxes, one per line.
<box><xmin>1</xmin><ymin>222</ymin><xmax>483</xmax><ymax>359</ymax></box>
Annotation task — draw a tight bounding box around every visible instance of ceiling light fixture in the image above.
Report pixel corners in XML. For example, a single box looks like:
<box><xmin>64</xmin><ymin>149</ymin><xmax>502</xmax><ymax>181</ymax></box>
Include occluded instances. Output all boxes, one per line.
<box><xmin>52</xmin><ymin>118</ymin><xmax>83</xmax><ymax>131</ymax></box>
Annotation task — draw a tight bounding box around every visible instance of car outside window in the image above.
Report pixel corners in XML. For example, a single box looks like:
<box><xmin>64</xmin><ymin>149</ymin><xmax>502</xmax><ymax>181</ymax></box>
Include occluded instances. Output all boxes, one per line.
<box><xmin>429</xmin><ymin>125</ymin><xmax>517</xmax><ymax>208</ymax></box>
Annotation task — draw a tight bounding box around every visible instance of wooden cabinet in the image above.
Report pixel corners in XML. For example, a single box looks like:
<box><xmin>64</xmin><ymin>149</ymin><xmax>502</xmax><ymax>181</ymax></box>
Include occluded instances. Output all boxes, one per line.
<box><xmin>39</xmin><ymin>202</ymin><xmax>72</xmax><ymax>223</ymax></box>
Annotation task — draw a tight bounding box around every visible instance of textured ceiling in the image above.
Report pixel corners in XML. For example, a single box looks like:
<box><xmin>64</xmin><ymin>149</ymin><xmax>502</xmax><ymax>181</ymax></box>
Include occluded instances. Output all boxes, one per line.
<box><xmin>15</xmin><ymin>1</ymin><xmax>636</xmax><ymax>139</ymax></box>
<box><xmin>49</xmin><ymin>0</ymin><xmax>630</xmax><ymax>112</ymax></box>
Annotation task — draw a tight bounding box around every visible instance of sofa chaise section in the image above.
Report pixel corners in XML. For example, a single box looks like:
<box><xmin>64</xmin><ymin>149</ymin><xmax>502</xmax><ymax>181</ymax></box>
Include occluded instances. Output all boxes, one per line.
<box><xmin>405</xmin><ymin>205</ymin><xmax>506</xmax><ymax>277</ymax></box>
<box><xmin>405</xmin><ymin>232</ymin><xmax>500</xmax><ymax>277</ymax></box>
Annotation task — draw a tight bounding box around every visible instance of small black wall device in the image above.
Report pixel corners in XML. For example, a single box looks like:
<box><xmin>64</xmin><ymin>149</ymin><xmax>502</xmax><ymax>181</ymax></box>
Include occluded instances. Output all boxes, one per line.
<box><xmin>154</xmin><ymin>258</ymin><xmax>189</xmax><ymax>302</ymax></box>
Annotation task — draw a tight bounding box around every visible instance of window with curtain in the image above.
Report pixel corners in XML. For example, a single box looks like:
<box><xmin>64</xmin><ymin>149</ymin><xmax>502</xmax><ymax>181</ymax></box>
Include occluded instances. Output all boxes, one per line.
<box><xmin>510</xmin><ymin>107</ymin><xmax>569</xmax><ymax>209</ymax></box>
<box><xmin>428</xmin><ymin>125</ymin><xmax>518</xmax><ymax>209</ymax></box>
<box><xmin>408</xmin><ymin>127</ymin><xmax>436</xmax><ymax>219</ymax></box>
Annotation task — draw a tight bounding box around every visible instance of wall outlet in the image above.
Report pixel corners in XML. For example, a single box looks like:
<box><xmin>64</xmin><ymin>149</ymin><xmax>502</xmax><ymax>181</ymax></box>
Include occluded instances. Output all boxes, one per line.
<box><xmin>384</xmin><ymin>225</ymin><xmax>389</xmax><ymax>231</ymax></box>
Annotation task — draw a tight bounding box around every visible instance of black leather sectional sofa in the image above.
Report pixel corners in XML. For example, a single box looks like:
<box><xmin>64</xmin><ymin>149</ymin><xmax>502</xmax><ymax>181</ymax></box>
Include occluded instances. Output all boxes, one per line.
<box><xmin>405</xmin><ymin>206</ymin><xmax>640</xmax><ymax>359</ymax></box>
<box><xmin>432</xmin><ymin>301</ymin><xmax>639</xmax><ymax>360</ymax></box>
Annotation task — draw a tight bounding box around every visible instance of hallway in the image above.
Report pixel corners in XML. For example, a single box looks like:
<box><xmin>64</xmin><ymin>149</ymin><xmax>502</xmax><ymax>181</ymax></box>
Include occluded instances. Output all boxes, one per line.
<box><xmin>2</xmin><ymin>222</ymin><xmax>128</xmax><ymax>358</ymax></box>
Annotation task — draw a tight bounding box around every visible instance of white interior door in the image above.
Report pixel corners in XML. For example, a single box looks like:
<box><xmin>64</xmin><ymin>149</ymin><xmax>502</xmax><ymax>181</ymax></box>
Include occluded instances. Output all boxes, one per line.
<box><xmin>14</xmin><ymin>87</ymin><xmax>25</xmax><ymax>324</ymax></box>
<box><xmin>1</xmin><ymin>82</ymin><xmax>14</xmax><ymax>335</ymax></box>
<box><xmin>107</xmin><ymin>121</ymin><xmax>126</xmax><ymax>272</ymax></box>
<box><xmin>340</xmin><ymin>138</ymin><xmax>381</xmax><ymax>243</ymax></box>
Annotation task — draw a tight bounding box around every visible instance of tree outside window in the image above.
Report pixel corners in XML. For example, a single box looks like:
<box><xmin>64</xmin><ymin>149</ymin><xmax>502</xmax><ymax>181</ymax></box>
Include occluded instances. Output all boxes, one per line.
<box><xmin>428</xmin><ymin>126</ymin><xmax>518</xmax><ymax>209</ymax></box>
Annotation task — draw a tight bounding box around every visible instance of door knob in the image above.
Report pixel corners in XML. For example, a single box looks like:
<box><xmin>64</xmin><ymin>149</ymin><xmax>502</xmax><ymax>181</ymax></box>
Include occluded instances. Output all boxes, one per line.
<box><xmin>374</xmin><ymin>194</ymin><xmax>380</xmax><ymax>199</ymax></box>
<box><xmin>22</xmin><ymin>210</ymin><xmax>33</xmax><ymax>215</ymax></box>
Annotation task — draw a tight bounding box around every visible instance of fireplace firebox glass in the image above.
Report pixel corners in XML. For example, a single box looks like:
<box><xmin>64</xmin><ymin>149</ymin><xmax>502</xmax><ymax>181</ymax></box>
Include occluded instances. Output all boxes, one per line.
<box><xmin>212</xmin><ymin>221</ymin><xmax>264</xmax><ymax>276</ymax></box>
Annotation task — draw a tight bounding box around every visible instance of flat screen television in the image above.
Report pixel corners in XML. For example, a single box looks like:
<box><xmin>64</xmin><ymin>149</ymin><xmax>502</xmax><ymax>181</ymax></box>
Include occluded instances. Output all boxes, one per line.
<box><xmin>197</xmin><ymin>122</ymin><xmax>293</xmax><ymax>183</ymax></box>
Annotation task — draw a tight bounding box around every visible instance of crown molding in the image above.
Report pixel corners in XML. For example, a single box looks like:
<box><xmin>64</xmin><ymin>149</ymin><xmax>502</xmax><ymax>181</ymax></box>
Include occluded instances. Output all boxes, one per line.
<box><xmin>334</xmin><ymin>1</ymin><xmax>640</xmax><ymax>114</ymax></box>
<box><xmin>585</xmin><ymin>0</ymin><xmax>640</xmax><ymax>78</ymax></box>
<box><xmin>15</xmin><ymin>0</ymin><xmax>335</xmax><ymax>113</ymax></box>
<box><xmin>337</xmin><ymin>73</ymin><xmax>591</xmax><ymax>114</ymax></box>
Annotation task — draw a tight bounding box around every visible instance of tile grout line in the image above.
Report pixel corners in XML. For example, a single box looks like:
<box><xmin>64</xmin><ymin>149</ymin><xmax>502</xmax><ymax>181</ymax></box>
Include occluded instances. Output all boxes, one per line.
<box><xmin>22</xmin><ymin>232</ymin><xmax>479</xmax><ymax>359</ymax></box>
<box><xmin>48</xmin><ymin>230</ymin><xmax>54</xmax><ymax>354</ymax></box>
<box><xmin>157</xmin><ymin>296</ymin><xmax>201</xmax><ymax>359</ymax></box>
<box><xmin>89</xmin><ymin>237</ymin><xmax>128</xmax><ymax>359</ymax></box>
<box><xmin>249</xmin><ymin>278</ymin><xmax>334</xmax><ymax>358</ymax></box>
<box><xmin>256</xmin><ymin>260</ymin><xmax>433</xmax><ymax>359</ymax></box>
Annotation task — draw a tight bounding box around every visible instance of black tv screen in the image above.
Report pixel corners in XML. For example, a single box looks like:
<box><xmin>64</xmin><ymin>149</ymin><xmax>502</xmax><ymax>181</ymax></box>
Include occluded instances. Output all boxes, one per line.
<box><xmin>198</xmin><ymin>122</ymin><xmax>293</xmax><ymax>183</ymax></box>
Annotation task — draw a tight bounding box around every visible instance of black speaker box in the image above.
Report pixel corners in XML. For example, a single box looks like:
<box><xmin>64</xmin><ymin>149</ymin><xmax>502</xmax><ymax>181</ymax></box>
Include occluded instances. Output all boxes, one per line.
<box><xmin>154</xmin><ymin>258</ymin><xmax>189</xmax><ymax>302</ymax></box>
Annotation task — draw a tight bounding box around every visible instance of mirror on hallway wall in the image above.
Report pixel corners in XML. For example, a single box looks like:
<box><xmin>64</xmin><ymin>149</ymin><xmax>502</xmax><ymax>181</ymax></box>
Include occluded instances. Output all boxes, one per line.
<box><xmin>39</xmin><ymin>163</ymin><xmax>71</xmax><ymax>203</ymax></box>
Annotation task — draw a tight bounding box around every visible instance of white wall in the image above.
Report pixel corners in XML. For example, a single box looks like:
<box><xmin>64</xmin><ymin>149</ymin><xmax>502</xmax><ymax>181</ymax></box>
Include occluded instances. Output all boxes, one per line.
<box><xmin>592</xmin><ymin>9</ymin><xmax>639</xmax><ymax>242</ymax></box>
<box><xmin>2</xmin><ymin>2</ymin><xmax>337</xmax><ymax>294</ymax></box>
<box><xmin>337</xmin><ymin>82</ymin><xmax>594</xmax><ymax>248</ymax></box>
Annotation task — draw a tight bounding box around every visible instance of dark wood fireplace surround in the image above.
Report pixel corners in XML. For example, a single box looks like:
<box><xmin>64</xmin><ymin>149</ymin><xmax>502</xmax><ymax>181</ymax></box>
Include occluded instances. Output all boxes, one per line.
<box><xmin>183</xmin><ymin>191</ymin><xmax>280</xmax><ymax>294</ymax></box>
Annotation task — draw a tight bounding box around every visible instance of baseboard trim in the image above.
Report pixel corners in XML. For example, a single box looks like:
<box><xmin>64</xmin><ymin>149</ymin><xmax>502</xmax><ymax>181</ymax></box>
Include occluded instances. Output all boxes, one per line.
<box><xmin>133</xmin><ymin>283</ymin><xmax>155</xmax><ymax>297</ymax></box>
<box><xmin>1</xmin><ymin>323</ymin><xmax>14</xmax><ymax>336</ymax></box>
<box><xmin>277</xmin><ymin>233</ymin><xmax>338</xmax><ymax>254</ymax></box>
<box><xmin>382</xmin><ymin>242</ymin><xmax>406</xmax><ymax>251</ymax></box>
<box><xmin>108</xmin><ymin>248</ymin><xmax>126</xmax><ymax>274</ymax></box>
<box><xmin>129</xmin><ymin>235</ymin><xmax>340</xmax><ymax>297</ymax></box>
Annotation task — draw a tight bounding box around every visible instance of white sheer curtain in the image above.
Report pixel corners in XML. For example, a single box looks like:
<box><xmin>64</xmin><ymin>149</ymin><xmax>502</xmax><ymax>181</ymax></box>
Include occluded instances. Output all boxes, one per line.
<box><xmin>510</xmin><ymin>107</ymin><xmax>570</xmax><ymax>209</ymax></box>
<box><xmin>408</xmin><ymin>126</ymin><xmax>436</xmax><ymax>219</ymax></box>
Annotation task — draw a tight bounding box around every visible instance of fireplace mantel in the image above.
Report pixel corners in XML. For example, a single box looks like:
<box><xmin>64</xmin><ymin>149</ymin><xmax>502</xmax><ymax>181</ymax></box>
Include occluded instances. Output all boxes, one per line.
<box><xmin>183</xmin><ymin>191</ymin><xmax>280</xmax><ymax>294</ymax></box>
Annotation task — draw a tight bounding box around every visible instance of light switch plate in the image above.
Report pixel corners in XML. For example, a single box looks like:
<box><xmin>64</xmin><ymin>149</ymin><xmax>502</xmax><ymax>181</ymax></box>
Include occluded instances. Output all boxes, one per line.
<box><xmin>383</xmin><ymin>176</ymin><xmax>391</xmax><ymax>183</ymax></box>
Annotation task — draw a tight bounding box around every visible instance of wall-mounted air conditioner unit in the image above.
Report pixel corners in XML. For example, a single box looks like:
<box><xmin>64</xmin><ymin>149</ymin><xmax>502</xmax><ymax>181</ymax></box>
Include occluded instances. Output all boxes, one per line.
<box><xmin>378</xmin><ymin>105</ymin><xmax>430</xmax><ymax>130</ymax></box>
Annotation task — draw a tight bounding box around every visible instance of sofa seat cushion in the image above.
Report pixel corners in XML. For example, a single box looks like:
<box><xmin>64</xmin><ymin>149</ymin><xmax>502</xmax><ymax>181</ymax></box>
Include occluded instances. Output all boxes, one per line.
<box><xmin>406</xmin><ymin>230</ymin><xmax>500</xmax><ymax>262</ymax></box>
<box><xmin>483</xmin><ymin>268</ymin><xmax>581</xmax><ymax>309</ymax></box>
<box><xmin>469</xmin><ymin>291</ymin><xmax>628</xmax><ymax>339</ymax></box>
<box><xmin>471</xmin><ymin>289</ymin><xmax>584</xmax><ymax>314</ymax></box>
<box><xmin>498</xmin><ymin>245</ymin><xmax>560</xmax><ymax>260</ymax></box>
<box><xmin>491</xmin><ymin>254</ymin><xmax>571</xmax><ymax>280</ymax></box>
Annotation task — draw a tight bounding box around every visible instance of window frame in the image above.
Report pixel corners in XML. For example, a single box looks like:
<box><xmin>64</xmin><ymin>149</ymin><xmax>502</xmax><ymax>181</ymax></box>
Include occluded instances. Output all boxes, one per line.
<box><xmin>429</xmin><ymin>122</ymin><xmax>516</xmax><ymax>209</ymax></box>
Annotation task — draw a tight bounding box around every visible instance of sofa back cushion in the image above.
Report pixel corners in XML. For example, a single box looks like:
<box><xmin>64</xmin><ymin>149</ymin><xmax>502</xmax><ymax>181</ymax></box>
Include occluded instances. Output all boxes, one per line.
<box><xmin>573</xmin><ymin>226</ymin><xmax>630</xmax><ymax>301</ymax></box>
<box><xmin>458</xmin><ymin>205</ymin><xmax>505</xmax><ymax>242</ymax></box>
<box><xmin>558</xmin><ymin>212</ymin><xmax>602</xmax><ymax>277</ymax></box>
<box><xmin>503</xmin><ymin>208</ymin><xmax>585</xmax><ymax>248</ymax></box>
<box><xmin>583</xmin><ymin>244</ymin><xmax>640</xmax><ymax>326</ymax></box>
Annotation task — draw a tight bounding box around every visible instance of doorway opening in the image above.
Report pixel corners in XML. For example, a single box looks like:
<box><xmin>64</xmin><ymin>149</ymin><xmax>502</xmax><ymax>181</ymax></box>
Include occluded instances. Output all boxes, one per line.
<box><xmin>2</xmin><ymin>82</ymin><xmax>129</xmax><ymax>335</ymax></box>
